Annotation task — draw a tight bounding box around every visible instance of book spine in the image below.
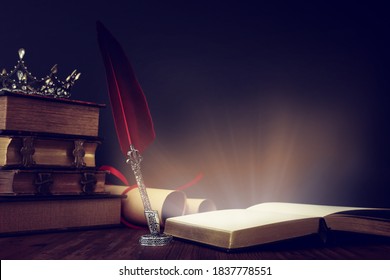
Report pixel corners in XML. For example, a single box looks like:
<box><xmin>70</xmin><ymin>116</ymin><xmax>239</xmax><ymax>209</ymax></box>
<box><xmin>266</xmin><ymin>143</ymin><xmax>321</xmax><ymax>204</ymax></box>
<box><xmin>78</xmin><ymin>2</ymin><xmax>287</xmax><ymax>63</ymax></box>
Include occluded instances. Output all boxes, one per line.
<box><xmin>0</xmin><ymin>195</ymin><xmax>122</xmax><ymax>235</ymax></box>
<box><xmin>1</xmin><ymin>136</ymin><xmax>100</xmax><ymax>169</ymax></box>
<box><xmin>0</xmin><ymin>95</ymin><xmax>101</xmax><ymax>137</ymax></box>
<box><xmin>1</xmin><ymin>170</ymin><xmax>108</xmax><ymax>195</ymax></box>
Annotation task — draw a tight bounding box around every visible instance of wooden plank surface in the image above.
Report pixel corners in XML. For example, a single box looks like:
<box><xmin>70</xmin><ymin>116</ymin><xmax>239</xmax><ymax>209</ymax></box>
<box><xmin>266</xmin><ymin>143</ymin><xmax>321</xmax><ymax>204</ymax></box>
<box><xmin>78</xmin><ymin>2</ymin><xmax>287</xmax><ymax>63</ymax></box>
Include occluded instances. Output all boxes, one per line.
<box><xmin>0</xmin><ymin>226</ymin><xmax>389</xmax><ymax>260</ymax></box>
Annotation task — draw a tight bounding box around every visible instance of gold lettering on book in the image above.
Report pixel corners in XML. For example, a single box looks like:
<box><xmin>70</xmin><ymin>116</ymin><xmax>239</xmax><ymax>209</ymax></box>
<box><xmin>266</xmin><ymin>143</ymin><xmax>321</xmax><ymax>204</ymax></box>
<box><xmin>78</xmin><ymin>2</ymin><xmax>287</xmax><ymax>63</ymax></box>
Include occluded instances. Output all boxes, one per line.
<box><xmin>73</xmin><ymin>140</ymin><xmax>86</xmax><ymax>168</ymax></box>
<box><xmin>20</xmin><ymin>137</ymin><xmax>36</xmax><ymax>167</ymax></box>
<box><xmin>80</xmin><ymin>172</ymin><xmax>97</xmax><ymax>194</ymax></box>
<box><xmin>34</xmin><ymin>173</ymin><xmax>53</xmax><ymax>195</ymax></box>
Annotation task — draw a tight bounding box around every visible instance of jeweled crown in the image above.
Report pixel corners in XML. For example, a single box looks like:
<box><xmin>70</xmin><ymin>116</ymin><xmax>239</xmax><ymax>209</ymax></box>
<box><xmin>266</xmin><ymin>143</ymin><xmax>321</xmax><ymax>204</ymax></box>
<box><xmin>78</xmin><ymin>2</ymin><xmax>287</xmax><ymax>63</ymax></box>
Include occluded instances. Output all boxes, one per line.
<box><xmin>0</xmin><ymin>48</ymin><xmax>80</xmax><ymax>98</ymax></box>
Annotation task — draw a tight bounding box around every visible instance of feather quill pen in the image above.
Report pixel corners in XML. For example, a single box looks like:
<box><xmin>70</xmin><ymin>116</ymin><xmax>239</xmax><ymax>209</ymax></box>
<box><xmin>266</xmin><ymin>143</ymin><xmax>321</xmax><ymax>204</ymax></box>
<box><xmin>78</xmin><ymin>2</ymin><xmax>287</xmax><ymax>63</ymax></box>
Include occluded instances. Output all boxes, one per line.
<box><xmin>96</xmin><ymin>21</ymin><xmax>155</xmax><ymax>155</ymax></box>
<box><xmin>97</xmin><ymin>22</ymin><xmax>172</xmax><ymax>244</ymax></box>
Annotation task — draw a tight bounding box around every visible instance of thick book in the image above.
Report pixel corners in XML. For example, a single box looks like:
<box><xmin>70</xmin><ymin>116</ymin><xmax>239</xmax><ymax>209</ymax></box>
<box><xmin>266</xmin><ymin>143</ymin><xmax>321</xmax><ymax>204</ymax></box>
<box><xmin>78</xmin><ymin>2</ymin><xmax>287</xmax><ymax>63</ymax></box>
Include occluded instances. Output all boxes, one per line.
<box><xmin>164</xmin><ymin>202</ymin><xmax>390</xmax><ymax>250</ymax></box>
<box><xmin>0</xmin><ymin>194</ymin><xmax>122</xmax><ymax>235</ymax></box>
<box><xmin>0</xmin><ymin>133</ymin><xmax>100</xmax><ymax>169</ymax></box>
<box><xmin>0</xmin><ymin>169</ymin><xmax>107</xmax><ymax>195</ymax></box>
<box><xmin>0</xmin><ymin>91</ymin><xmax>104</xmax><ymax>137</ymax></box>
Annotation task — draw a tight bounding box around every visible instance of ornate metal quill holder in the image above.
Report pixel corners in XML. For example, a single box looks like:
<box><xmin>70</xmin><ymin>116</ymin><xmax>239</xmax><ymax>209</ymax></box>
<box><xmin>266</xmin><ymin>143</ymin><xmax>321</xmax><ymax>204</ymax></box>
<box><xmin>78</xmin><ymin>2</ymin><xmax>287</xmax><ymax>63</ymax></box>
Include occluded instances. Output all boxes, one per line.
<box><xmin>126</xmin><ymin>145</ymin><xmax>172</xmax><ymax>246</ymax></box>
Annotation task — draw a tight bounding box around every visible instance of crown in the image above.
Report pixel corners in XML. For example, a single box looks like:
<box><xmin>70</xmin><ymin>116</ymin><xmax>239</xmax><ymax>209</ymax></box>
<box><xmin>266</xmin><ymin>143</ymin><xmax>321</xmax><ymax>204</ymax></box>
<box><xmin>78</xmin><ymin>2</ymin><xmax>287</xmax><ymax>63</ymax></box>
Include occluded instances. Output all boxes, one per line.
<box><xmin>0</xmin><ymin>48</ymin><xmax>80</xmax><ymax>98</ymax></box>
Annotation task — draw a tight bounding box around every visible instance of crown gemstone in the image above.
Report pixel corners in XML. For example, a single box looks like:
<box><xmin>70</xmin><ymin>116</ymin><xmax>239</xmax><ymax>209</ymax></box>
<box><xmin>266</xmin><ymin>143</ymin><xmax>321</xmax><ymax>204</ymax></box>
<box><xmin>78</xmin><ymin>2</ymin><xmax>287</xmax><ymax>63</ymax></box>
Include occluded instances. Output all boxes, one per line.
<box><xmin>17</xmin><ymin>70</ymin><xmax>23</xmax><ymax>81</ymax></box>
<box><xmin>51</xmin><ymin>64</ymin><xmax>58</xmax><ymax>74</ymax></box>
<box><xmin>18</xmin><ymin>48</ymin><xmax>25</xmax><ymax>60</ymax></box>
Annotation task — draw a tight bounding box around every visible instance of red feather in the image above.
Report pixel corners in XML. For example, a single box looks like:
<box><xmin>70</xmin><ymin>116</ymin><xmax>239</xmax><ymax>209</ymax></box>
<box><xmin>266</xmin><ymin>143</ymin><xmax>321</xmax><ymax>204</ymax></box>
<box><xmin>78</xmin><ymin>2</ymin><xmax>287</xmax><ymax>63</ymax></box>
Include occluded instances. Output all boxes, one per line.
<box><xmin>97</xmin><ymin>21</ymin><xmax>155</xmax><ymax>154</ymax></box>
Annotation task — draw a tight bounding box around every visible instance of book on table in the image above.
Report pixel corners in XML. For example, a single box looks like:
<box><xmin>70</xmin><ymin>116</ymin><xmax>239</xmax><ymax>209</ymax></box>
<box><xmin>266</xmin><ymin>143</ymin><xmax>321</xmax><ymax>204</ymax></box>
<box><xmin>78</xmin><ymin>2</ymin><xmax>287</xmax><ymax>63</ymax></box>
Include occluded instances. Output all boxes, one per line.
<box><xmin>0</xmin><ymin>60</ymin><xmax>120</xmax><ymax>236</ymax></box>
<box><xmin>0</xmin><ymin>169</ymin><xmax>108</xmax><ymax>195</ymax></box>
<box><xmin>0</xmin><ymin>132</ymin><xmax>101</xmax><ymax>169</ymax></box>
<box><xmin>0</xmin><ymin>90</ymin><xmax>108</xmax><ymax>195</ymax></box>
<box><xmin>163</xmin><ymin>202</ymin><xmax>390</xmax><ymax>250</ymax></box>
<box><xmin>0</xmin><ymin>91</ymin><xmax>104</xmax><ymax>137</ymax></box>
<box><xmin>0</xmin><ymin>194</ymin><xmax>123</xmax><ymax>235</ymax></box>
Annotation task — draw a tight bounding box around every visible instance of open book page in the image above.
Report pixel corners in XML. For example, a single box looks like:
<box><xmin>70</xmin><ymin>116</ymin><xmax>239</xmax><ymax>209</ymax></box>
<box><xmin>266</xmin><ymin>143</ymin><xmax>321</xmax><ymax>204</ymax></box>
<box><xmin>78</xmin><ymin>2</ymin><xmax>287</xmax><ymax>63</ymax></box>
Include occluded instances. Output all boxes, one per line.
<box><xmin>164</xmin><ymin>208</ymin><xmax>321</xmax><ymax>249</ymax></box>
<box><xmin>247</xmin><ymin>203</ymin><xmax>390</xmax><ymax>237</ymax></box>
<box><xmin>247</xmin><ymin>202</ymin><xmax>371</xmax><ymax>218</ymax></box>
<box><xmin>166</xmin><ymin>208</ymin><xmax>316</xmax><ymax>232</ymax></box>
<box><xmin>165</xmin><ymin>202</ymin><xmax>390</xmax><ymax>249</ymax></box>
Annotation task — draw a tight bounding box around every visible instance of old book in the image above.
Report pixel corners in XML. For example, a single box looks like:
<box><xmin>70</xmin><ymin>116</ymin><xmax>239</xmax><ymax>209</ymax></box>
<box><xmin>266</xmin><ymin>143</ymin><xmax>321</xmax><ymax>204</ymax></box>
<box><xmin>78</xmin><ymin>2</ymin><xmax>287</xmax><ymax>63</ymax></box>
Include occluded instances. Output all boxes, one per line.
<box><xmin>164</xmin><ymin>202</ymin><xmax>390</xmax><ymax>250</ymax></box>
<box><xmin>0</xmin><ymin>169</ymin><xmax>107</xmax><ymax>195</ymax></box>
<box><xmin>0</xmin><ymin>134</ymin><xmax>100</xmax><ymax>169</ymax></box>
<box><xmin>0</xmin><ymin>91</ymin><xmax>104</xmax><ymax>137</ymax></box>
<box><xmin>0</xmin><ymin>194</ymin><xmax>122</xmax><ymax>235</ymax></box>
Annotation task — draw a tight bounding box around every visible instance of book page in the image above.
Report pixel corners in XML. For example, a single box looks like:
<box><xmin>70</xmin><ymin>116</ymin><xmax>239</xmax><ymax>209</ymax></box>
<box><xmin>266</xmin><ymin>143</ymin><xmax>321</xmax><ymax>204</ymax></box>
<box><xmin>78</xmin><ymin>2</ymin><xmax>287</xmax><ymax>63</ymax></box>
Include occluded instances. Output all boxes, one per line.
<box><xmin>247</xmin><ymin>202</ymin><xmax>371</xmax><ymax>218</ymax></box>
<box><xmin>167</xmin><ymin>209</ymin><xmax>315</xmax><ymax>232</ymax></box>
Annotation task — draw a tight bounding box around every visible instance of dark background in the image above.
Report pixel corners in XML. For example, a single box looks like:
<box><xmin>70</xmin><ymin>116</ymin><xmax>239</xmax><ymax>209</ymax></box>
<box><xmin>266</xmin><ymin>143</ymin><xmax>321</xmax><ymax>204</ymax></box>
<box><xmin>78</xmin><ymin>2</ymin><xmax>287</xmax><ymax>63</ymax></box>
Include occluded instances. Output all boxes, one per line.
<box><xmin>2</xmin><ymin>1</ymin><xmax>389</xmax><ymax>208</ymax></box>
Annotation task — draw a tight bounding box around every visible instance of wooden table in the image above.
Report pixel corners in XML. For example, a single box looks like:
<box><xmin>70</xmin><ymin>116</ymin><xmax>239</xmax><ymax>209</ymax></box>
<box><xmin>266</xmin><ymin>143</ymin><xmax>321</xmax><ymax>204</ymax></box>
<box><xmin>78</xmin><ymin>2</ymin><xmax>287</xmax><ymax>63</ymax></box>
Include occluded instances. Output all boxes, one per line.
<box><xmin>0</xmin><ymin>226</ymin><xmax>389</xmax><ymax>260</ymax></box>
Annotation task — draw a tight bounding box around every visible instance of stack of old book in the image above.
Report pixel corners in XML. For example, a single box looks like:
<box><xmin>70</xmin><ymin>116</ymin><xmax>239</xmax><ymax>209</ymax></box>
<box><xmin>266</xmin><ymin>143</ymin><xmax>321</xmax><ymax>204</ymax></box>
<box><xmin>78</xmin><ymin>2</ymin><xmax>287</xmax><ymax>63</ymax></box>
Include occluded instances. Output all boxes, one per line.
<box><xmin>0</xmin><ymin>49</ymin><xmax>122</xmax><ymax>235</ymax></box>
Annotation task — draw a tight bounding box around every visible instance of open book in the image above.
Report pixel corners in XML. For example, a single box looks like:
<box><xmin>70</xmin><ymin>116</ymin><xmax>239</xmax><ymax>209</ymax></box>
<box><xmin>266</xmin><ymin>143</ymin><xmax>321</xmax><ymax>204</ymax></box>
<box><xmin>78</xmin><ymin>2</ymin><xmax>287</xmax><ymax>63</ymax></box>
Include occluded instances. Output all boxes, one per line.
<box><xmin>163</xmin><ymin>202</ymin><xmax>390</xmax><ymax>250</ymax></box>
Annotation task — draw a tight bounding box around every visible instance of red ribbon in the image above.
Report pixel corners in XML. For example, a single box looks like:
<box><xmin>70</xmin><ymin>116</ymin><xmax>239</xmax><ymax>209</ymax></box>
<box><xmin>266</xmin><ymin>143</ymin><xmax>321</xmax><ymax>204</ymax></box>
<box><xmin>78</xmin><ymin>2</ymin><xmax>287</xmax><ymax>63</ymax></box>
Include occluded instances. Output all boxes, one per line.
<box><xmin>99</xmin><ymin>165</ymin><xmax>203</xmax><ymax>229</ymax></box>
